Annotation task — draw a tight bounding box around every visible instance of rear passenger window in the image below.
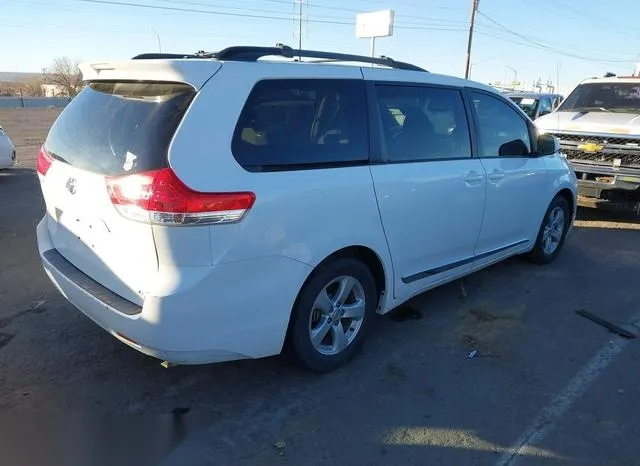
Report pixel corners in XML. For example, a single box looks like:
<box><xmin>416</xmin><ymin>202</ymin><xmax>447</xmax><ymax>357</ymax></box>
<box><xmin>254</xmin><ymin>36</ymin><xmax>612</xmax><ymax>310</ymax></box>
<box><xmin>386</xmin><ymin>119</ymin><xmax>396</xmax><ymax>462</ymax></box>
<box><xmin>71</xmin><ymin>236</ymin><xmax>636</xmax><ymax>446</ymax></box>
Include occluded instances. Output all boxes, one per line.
<box><xmin>375</xmin><ymin>85</ymin><xmax>471</xmax><ymax>162</ymax></box>
<box><xmin>232</xmin><ymin>79</ymin><xmax>368</xmax><ymax>171</ymax></box>
<box><xmin>471</xmin><ymin>92</ymin><xmax>531</xmax><ymax>157</ymax></box>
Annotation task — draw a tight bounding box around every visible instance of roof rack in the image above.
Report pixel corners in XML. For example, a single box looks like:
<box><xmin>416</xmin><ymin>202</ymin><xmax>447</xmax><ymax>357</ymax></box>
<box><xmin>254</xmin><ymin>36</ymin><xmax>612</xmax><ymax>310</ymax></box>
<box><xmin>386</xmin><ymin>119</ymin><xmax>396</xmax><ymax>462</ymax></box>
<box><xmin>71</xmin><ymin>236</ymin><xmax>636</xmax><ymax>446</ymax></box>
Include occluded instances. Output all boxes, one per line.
<box><xmin>131</xmin><ymin>53</ymin><xmax>199</xmax><ymax>60</ymax></box>
<box><xmin>132</xmin><ymin>44</ymin><xmax>427</xmax><ymax>72</ymax></box>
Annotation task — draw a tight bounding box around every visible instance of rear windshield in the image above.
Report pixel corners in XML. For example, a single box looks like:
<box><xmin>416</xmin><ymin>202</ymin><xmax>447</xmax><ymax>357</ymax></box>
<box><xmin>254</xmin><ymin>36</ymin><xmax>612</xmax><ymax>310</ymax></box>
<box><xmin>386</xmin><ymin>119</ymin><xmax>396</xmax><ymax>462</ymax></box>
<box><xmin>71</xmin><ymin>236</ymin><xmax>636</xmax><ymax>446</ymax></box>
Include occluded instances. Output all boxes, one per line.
<box><xmin>558</xmin><ymin>82</ymin><xmax>640</xmax><ymax>113</ymax></box>
<box><xmin>45</xmin><ymin>81</ymin><xmax>195</xmax><ymax>175</ymax></box>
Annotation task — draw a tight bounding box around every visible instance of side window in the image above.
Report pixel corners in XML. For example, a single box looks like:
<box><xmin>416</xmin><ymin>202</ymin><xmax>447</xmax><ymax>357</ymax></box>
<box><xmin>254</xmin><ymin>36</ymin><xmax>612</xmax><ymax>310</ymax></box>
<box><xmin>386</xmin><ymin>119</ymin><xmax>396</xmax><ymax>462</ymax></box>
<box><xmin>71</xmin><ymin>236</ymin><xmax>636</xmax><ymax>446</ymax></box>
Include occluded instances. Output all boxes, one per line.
<box><xmin>374</xmin><ymin>85</ymin><xmax>472</xmax><ymax>162</ymax></box>
<box><xmin>553</xmin><ymin>96</ymin><xmax>563</xmax><ymax>110</ymax></box>
<box><xmin>231</xmin><ymin>79</ymin><xmax>368</xmax><ymax>171</ymax></box>
<box><xmin>471</xmin><ymin>92</ymin><xmax>531</xmax><ymax>157</ymax></box>
<box><xmin>539</xmin><ymin>97</ymin><xmax>552</xmax><ymax>115</ymax></box>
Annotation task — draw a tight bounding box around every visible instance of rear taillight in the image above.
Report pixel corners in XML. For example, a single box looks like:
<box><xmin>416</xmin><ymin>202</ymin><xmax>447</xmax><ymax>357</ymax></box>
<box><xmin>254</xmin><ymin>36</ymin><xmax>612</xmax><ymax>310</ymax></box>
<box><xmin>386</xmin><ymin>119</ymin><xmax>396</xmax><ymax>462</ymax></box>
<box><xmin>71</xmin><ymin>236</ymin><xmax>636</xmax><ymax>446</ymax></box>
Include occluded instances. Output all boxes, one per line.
<box><xmin>37</xmin><ymin>146</ymin><xmax>53</xmax><ymax>176</ymax></box>
<box><xmin>105</xmin><ymin>168</ymin><xmax>255</xmax><ymax>226</ymax></box>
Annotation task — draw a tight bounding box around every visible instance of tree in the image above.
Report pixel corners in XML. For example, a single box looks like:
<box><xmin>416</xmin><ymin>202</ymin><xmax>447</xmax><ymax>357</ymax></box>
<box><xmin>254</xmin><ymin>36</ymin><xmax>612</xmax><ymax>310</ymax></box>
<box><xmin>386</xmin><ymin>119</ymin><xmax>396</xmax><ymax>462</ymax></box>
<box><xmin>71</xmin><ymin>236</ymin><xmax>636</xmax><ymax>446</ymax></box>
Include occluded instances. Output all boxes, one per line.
<box><xmin>0</xmin><ymin>82</ymin><xmax>17</xmax><ymax>96</ymax></box>
<box><xmin>44</xmin><ymin>57</ymin><xmax>82</xmax><ymax>97</ymax></box>
<box><xmin>20</xmin><ymin>77</ymin><xmax>45</xmax><ymax>96</ymax></box>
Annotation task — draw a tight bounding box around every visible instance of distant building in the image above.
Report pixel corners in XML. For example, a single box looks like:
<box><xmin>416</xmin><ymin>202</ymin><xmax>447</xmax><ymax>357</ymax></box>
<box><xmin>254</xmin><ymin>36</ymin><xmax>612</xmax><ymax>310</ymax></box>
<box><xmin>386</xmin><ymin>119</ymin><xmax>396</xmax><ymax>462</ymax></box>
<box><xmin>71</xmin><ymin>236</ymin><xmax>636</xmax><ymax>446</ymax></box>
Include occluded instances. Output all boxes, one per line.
<box><xmin>41</xmin><ymin>84</ymin><xmax>67</xmax><ymax>97</ymax></box>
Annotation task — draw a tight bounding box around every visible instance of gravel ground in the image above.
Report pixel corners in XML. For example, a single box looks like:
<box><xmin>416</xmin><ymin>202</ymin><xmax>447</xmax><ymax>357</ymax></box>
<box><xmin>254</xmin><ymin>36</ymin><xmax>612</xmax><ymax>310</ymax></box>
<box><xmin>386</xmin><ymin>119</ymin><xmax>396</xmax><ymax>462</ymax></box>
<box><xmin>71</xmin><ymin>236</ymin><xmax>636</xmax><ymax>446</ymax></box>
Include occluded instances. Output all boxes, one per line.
<box><xmin>0</xmin><ymin>108</ymin><xmax>639</xmax><ymax>466</ymax></box>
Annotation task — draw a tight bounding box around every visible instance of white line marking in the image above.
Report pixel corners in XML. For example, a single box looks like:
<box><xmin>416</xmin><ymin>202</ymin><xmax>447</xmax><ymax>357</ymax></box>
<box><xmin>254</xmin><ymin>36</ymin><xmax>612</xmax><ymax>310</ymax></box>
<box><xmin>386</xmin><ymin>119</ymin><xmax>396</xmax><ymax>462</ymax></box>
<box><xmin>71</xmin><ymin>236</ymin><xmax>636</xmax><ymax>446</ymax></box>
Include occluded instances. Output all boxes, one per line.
<box><xmin>382</xmin><ymin>427</ymin><xmax>565</xmax><ymax>459</ymax></box>
<box><xmin>497</xmin><ymin>313</ymin><xmax>639</xmax><ymax>466</ymax></box>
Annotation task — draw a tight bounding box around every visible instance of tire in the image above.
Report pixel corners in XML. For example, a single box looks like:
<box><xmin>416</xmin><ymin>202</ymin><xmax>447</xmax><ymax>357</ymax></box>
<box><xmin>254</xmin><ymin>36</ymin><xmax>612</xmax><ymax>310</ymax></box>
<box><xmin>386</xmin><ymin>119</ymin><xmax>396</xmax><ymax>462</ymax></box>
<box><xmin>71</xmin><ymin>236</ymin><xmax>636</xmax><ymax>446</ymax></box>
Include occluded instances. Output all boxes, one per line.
<box><xmin>286</xmin><ymin>257</ymin><xmax>378</xmax><ymax>373</ymax></box>
<box><xmin>526</xmin><ymin>195</ymin><xmax>570</xmax><ymax>264</ymax></box>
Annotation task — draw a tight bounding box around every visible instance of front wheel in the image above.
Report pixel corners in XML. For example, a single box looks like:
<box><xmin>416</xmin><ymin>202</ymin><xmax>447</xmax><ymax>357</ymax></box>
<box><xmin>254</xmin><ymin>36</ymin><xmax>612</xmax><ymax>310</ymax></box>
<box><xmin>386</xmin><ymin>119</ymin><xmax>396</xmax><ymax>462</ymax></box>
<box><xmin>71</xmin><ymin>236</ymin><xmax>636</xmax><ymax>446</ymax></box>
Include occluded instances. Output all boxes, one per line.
<box><xmin>286</xmin><ymin>258</ymin><xmax>378</xmax><ymax>373</ymax></box>
<box><xmin>526</xmin><ymin>195</ymin><xmax>570</xmax><ymax>264</ymax></box>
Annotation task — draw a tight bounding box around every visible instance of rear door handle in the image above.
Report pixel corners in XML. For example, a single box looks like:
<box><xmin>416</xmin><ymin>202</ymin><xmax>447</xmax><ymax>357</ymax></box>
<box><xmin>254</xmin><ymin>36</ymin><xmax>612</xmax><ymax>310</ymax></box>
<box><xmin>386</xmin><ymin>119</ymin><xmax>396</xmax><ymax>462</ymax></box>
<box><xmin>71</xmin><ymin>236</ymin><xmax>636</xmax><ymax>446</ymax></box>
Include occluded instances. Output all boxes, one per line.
<box><xmin>488</xmin><ymin>170</ymin><xmax>505</xmax><ymax>182</ymax></box>
<box><xmin>464</xmin><ymin>171</ymin><xmax>484</xmax><ymax>185</ymax></box>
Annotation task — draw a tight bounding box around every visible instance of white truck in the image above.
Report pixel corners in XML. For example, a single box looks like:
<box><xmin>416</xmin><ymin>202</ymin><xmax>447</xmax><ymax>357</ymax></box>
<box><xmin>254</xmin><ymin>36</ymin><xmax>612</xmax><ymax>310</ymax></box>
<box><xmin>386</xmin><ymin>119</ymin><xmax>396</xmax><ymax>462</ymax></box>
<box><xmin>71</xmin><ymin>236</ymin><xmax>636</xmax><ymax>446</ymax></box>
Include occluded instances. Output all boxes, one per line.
<box><xmin>535</xmin><ymin>75</ymin><xmax>640</xmax><ymax>212</ymax></box>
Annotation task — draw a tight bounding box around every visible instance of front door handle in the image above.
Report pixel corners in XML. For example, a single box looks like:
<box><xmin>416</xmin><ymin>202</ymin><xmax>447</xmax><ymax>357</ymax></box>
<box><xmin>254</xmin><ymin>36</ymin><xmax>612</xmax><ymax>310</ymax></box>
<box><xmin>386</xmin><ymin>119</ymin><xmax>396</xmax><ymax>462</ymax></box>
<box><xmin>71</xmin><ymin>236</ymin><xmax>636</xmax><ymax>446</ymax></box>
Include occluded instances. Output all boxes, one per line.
<box><xmin>488</xmin><ymin>170</ymin><xmax>505</xmax><ymax>182</ymax></box>
<box><xmin>464</xmin><ymin>171</ymin><xmax>484</xmax><ymax>185</ymax></box>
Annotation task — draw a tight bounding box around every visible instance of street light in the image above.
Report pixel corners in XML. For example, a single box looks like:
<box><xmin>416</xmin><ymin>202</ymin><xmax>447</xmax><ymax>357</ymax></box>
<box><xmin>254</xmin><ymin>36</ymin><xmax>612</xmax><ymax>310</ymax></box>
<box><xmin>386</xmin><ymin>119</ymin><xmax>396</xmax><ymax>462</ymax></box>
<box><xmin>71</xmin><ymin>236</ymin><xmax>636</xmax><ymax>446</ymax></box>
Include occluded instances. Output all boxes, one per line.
<box><xmin>469</xmin><ymin>56</ymin><xmax>496</xmax><ymax>78</ymax></box>
<box><xmin>504</xmin><ymin>65</ymin><xmax>517</xmax><ymax>87</ymax></box>
<box><xmin>148</xmin><ymin>26</ymin><xmax>162</xmax><ymax>53</ymax></box>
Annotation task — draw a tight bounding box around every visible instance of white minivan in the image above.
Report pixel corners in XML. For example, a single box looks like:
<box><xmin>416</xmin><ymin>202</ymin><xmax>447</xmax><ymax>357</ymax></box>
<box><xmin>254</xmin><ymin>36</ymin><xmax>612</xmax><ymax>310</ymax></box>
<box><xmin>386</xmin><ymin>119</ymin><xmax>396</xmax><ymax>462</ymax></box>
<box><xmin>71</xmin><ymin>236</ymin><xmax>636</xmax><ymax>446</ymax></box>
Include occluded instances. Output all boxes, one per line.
<box><xmin>36</xmin><ymin>45</ymin><xmax>577</xmax><ymax>372</ymax></box>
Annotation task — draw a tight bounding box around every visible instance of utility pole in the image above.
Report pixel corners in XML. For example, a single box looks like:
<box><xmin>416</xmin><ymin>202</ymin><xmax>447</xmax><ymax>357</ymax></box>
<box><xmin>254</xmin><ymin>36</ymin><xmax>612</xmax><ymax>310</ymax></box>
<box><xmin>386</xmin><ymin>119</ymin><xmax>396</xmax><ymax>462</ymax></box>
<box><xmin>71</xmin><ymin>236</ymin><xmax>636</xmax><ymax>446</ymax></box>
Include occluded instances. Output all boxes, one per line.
<box><xmin>293</xmin><ymin>0</ymin><xmax>307</xmax><ymax>60</ymax></box>
<box><xmin>298</xmin><ymin>0</ymin><xmax>302</xmax><ymax>58</ymax></box>
<box><xmin>464</xmin><ymin>0</ymin><xmax>479</xmax><ymax>79</ymax></box>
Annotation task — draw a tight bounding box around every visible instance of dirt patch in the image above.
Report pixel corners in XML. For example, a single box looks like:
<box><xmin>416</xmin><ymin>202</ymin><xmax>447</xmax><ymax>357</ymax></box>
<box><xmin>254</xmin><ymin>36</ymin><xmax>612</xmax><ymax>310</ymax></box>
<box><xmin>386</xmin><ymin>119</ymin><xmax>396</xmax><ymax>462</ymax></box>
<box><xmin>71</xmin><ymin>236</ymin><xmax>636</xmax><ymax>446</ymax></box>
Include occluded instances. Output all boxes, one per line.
<box><xmin>452</xmin><ymin>304</ymin><xmax>526</xmax><ymax>356</ymax></box>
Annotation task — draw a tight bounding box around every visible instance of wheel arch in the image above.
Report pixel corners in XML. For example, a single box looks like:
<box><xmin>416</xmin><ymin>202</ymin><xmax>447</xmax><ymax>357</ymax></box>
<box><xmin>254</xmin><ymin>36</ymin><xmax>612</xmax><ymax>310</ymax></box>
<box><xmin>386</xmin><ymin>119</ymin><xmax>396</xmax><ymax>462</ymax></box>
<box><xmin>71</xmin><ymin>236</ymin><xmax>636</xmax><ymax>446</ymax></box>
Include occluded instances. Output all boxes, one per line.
<box><xmin>556</xmin><ymin>187</ymin><xmax>575</xmax><ymax>218</ymax></box>
<box><xmin>282</xmin><ymin>244</ymin><xmax>390</xmax><ymax>355</ymax></box>
<box><xmin>291</xmin><ymin>245</ymin><xmax>390</xmax><ymax>318</ymax></box>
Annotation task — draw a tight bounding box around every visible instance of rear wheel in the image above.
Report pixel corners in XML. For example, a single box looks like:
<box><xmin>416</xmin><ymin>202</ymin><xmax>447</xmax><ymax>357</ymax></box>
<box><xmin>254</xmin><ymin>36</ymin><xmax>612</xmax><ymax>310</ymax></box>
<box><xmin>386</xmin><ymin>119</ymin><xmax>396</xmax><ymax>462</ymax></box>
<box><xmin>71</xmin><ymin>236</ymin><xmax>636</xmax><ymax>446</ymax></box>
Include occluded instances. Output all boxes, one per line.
<box><xmin>287</xmin><ymin>258</ymin><xmax>377</xmax><ymax>373</ymax></box>
<box><xmin>526</xmin><ymin>195</ymin><xmax>570</xmax><ymax>264</ymax></box>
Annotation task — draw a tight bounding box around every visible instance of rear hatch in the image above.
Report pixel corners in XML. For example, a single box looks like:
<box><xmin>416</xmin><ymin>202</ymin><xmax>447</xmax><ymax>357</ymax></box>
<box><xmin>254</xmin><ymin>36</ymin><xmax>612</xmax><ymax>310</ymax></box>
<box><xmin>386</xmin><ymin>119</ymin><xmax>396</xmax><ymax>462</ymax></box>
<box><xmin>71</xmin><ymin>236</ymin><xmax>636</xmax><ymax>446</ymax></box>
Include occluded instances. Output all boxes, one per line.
<box><xmin>38</xmin><ymin>80</ymin><xmax>197</xmax><ymax>305</ymax></box>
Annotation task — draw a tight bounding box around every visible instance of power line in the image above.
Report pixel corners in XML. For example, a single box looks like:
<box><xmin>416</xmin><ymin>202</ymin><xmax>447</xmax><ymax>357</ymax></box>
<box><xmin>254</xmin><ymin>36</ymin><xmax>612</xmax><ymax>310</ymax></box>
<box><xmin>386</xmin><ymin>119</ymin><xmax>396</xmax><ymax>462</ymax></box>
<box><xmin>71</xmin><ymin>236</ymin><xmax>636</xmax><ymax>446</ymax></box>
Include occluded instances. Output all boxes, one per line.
<box><xmin>153</xmin><ymin>0</ymin><xmax>470</xmax><ymax>27</ymax></box>
<box><xmin>153</xmin><ymin>0</ymin><xmax>306</xmax><ymax>19</ymax></box>
<box><xmin>79</xmin><ymin>0</ymin><xmax>633</xmax><ymax>67</ymax></box>
<box><xmin>12</xmin><ymin>0</ymin><xmax>636</xmax><ymax>72</ymax></box>
<box><xmin>476</xmin><ymin>10</ymin><xmax>634</xmax><ymax>65</ymax></box>
<box><xmin>9</xmin><ymin>0</ymin><xmax>470</xmax><ymax>30</ymax></box>
<box><xmin>514</xmin><ymin>0</ymin><xmax>639</xmax><ymax>45</ymax></box>
<box><xmin>519</xmin><ymin>0</ymin><xmax>635</xmax><ymax>33</ymax></box>
<box><xmin>476</xmin><ymin>23</ymin><xmax>636</xmax><ymax>62</ymax></box>
<box><xmin>323</xmin><ymin>0</ymin><xmax>458</xmax><ymax>10</ymax></box>
<box><xmin>71</xmin><ymin>0</ymin><xmax>470</xmax><ymax>33</ymax></box>
<box><xmin>474</xmin><ymin>29</ymin><xmax>631</xmax><ymax>71</ymax></box>
<box><xmin>38</xmin><ymin>0</ymin><xmax>640</xmax><ymax>63</ymax></box>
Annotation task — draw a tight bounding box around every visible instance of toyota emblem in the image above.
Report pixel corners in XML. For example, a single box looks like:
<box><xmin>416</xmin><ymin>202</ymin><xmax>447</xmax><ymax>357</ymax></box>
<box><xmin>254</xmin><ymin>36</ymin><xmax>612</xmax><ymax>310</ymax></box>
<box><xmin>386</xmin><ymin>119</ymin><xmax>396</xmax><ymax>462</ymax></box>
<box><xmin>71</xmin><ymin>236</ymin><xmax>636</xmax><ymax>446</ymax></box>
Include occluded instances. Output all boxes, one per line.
<box><xmin>65</xmin><ymin>177</ymin><xmax>77</xmax><ymax>195</ymax></box>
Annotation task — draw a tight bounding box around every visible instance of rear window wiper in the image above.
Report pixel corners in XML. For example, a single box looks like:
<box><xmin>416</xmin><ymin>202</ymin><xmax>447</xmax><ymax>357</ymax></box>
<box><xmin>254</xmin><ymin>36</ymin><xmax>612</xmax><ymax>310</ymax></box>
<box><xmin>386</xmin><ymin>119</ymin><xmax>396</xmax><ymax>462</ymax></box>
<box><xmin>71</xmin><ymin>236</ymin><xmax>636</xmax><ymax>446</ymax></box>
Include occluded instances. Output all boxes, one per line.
<box><xmin>49</xmin><ymin>152</ymin><xmax>71</xmax><ymax>165</ymax></box>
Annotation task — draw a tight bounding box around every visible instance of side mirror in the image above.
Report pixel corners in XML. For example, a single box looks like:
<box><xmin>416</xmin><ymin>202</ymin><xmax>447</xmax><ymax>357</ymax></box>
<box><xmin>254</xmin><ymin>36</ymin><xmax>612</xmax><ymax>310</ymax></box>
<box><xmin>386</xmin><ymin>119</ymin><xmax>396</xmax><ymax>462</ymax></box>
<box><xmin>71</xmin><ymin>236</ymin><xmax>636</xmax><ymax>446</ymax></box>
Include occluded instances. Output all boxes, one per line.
<box><xmin>536</xmin><ymin>133</ymin><xmax>559</xmax><ymax>156</ymax></box>
<box><xmin>499</xmin><ymin>139</ymin><xmax>529</xmax><ymax>156</ymax></box>
<box><xmin>539</xmin><ymin>109</ymin><xmax>551</xmax><ymax>117</ymax></box>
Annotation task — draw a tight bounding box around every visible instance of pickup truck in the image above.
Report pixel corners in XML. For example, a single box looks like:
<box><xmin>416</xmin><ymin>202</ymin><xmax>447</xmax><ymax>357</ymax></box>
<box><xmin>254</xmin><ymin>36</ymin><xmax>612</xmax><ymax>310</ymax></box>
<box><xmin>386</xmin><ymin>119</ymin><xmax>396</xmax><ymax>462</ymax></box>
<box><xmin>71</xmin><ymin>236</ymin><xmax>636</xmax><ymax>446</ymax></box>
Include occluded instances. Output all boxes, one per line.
<box><xmin>535</xmin><ymin>76</ymin><xmax>640</xmax><ymax>212</ymax></box>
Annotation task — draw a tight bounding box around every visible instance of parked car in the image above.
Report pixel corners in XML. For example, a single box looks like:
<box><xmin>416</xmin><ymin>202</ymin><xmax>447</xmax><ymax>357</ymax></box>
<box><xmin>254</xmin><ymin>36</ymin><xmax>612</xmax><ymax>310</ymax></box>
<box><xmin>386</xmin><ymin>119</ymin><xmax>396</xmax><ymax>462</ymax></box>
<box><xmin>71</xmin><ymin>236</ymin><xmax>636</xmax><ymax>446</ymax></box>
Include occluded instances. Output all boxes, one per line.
<box><xmin>506</xmin><ymin>92</ymin><xmax>564</xmax><ymax>120</ymax></box>
<box><xmin>535</xmin><ymin>76</ymin><xmax>640</xmax><ymax>211</ymax></box>
<box><xmin>36</xmin><ymin>45</ymin><xmax>577</xmax><ymax>372</ymax></box>
<box><xmin>0</xmin><ymin>125</ymin><xmax>16</xmax><ymax>169</ymax></box>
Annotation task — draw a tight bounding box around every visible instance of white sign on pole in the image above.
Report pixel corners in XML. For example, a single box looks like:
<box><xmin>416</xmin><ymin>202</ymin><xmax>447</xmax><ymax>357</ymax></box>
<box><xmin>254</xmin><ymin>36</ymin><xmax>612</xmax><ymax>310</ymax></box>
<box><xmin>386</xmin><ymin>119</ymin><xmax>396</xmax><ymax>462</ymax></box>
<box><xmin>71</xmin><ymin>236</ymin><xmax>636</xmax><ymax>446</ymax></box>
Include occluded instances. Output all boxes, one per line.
<box><xmin>356</xmin><ymin>10</ymin><xmax>395</xmax><ymax>38</ymax></box>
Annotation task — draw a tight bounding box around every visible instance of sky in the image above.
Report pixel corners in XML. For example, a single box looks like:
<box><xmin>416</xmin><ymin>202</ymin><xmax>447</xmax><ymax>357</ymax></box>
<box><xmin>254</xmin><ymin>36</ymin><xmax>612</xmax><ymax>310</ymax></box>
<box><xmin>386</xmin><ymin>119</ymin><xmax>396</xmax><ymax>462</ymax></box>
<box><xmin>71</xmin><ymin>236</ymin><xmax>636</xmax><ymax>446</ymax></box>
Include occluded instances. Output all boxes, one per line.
<box><xmin>2</xmin><ymin>0</ymin><xmax>639</xmax><ymax>92</ymax></box>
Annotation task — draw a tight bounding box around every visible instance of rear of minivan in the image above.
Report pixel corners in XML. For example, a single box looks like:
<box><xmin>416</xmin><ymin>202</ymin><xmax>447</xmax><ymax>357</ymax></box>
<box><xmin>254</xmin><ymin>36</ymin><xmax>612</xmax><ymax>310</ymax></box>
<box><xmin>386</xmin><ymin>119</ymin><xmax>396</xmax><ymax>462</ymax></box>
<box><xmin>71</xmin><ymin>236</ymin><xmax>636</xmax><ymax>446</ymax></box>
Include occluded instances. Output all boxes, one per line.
<box><xmin>36</xmin><ymin>60</ymin><xmax>315</xmax><ymax>364</ymax></box>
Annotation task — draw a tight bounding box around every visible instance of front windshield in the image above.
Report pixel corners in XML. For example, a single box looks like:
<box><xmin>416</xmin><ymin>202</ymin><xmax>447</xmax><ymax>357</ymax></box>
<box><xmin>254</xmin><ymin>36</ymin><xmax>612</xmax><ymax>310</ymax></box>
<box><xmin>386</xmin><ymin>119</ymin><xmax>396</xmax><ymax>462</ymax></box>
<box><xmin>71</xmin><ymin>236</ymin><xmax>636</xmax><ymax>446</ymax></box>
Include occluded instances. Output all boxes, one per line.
<box><xmin>509</xmin><ymin>96</ymin><xmax>538</xmax><ymax>118</ymax></box>
<box><xmin>558</xmin><ymin>82</ymin><xmax>640</xmax><ymax>113</ymax></box>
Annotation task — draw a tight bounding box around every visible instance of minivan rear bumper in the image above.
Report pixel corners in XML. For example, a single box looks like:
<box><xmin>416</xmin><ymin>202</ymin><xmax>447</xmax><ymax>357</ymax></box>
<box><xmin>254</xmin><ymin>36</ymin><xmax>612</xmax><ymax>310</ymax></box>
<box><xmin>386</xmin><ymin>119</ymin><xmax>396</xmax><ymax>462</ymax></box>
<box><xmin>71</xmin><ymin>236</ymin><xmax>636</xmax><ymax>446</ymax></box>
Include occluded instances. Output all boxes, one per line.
<box><xmin>37</xmin><ymin>217</ymin><xmax>312</xmax><ymax>365</ymax></box>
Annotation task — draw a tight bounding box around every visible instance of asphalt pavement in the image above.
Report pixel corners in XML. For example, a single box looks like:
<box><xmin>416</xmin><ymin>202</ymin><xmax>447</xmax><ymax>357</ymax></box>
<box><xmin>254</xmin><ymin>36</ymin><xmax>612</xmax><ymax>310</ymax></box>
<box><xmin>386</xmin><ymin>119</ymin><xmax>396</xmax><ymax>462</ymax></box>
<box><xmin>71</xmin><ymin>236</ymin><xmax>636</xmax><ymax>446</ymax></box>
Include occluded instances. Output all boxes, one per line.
<box><xmin>0</xmin><ymin>118</ymin><xmax>639</xmax><ymax>465</ymax></box>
